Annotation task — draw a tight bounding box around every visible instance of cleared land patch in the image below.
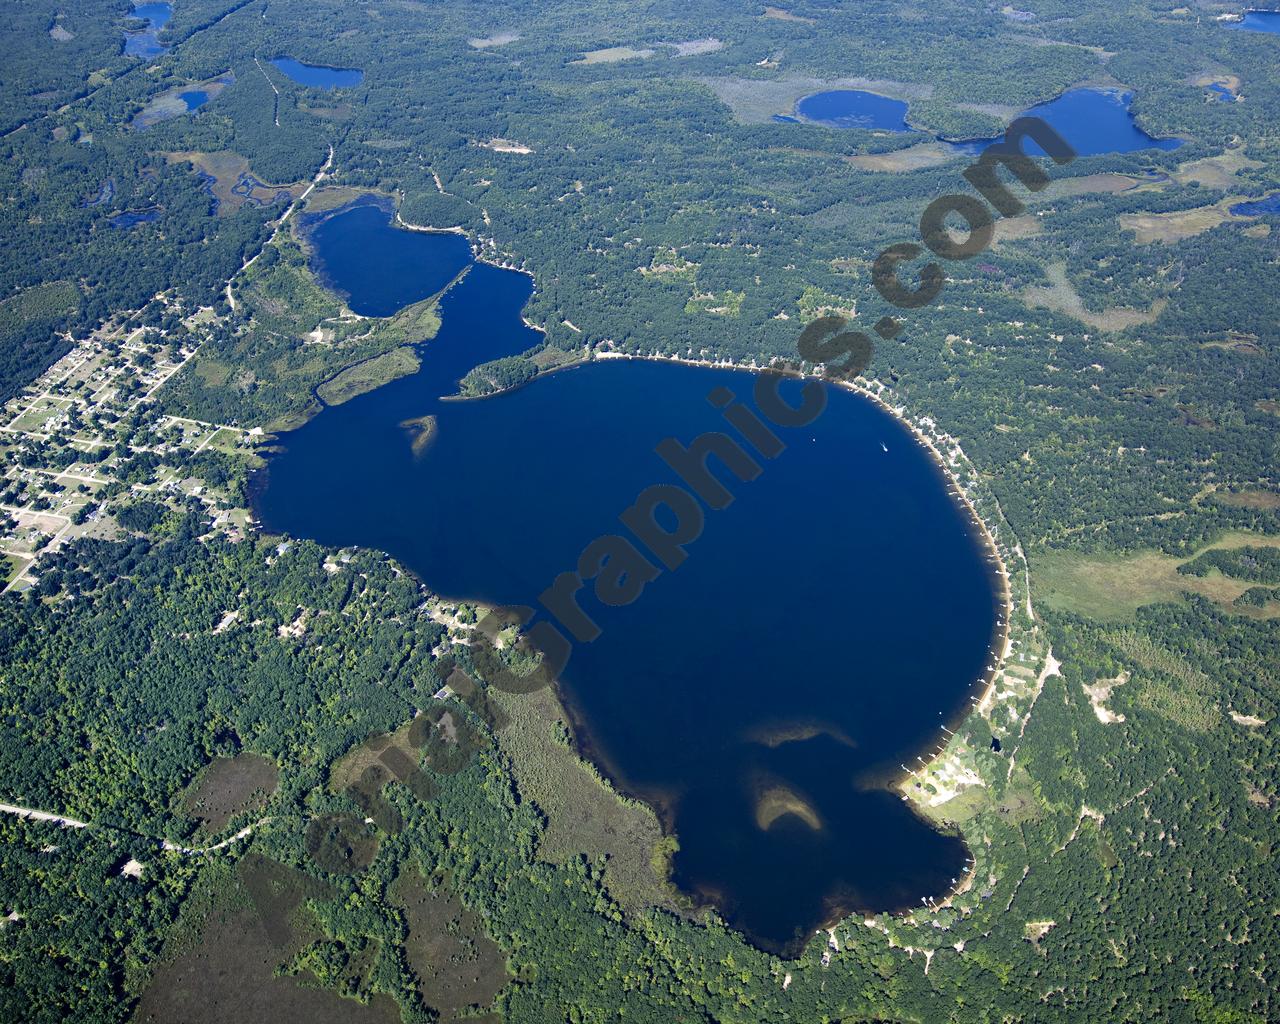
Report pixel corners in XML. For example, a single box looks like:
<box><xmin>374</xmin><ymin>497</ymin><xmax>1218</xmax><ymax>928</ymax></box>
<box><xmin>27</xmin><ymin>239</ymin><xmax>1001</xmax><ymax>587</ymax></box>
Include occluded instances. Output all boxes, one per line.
<box><xmin>574</xmin><ymin>46</ymin><xmax>655</xmax><ymax>64</ymax></box>
<box><xmin>1022</xmin><ymin>262</ymin><xmax>1164</xmax><ymax>332</ymax></box>
<box><xmin>845</xmin><ymin>141</ymin><xmax>960</xmax><ymax>172</ymax></box>
<box><xmin>1035</xmin><ymin>532</ymin><xmax>1280</xmax><ymax>621</ymax></box>
<box><xmin>1119</xmin><ymin>199</ymin><xmax>1246</xmax><ymax>245</ymax></box>
<box><xmin>135</xmin><ymin>857</ymin><xmax>399</xmax><ymax>1024</ymax></box>
<box><xmin>391</xmin><ymin>867</ymin><xmax>511</xmax><ymax>1021</ymax></box>
<box><xmin>762</xmin><ymin>5</ymin><xmax>816</xmax><ymax>23</ymax></box>
<box><xmin>1171</xmin><ymin>147</ymin><xmax>1260</xmax><ymax>189</ymax></box>
<box><xmin>164</xmin><ymin>151</ymin><xmax>305</xmax><ymax>215</ymax></box>
<box><xmin>469</xmin><ymin>30</ymin><xmax>520</xmax><ymax>48</ymax></box>
<box><xmin>181</xmin><ymin>752</ymin><xmax>278</xmax><ymax>833</ymax></box>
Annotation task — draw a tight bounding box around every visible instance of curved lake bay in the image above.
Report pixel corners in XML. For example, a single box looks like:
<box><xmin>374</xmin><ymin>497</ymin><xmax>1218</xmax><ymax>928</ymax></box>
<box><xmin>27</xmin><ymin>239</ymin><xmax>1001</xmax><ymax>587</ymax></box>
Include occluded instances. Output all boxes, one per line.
<box><xmin>254</xmin><ymin>203</ymin><xmax>1001</xmax><ymax>954</ymax></box>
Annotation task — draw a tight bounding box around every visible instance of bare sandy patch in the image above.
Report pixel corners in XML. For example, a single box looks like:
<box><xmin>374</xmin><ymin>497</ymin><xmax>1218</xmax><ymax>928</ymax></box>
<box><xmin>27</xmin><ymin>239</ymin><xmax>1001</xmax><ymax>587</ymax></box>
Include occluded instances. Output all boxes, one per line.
<box><xmin>1244</xmin><ymin>223</ymin><xmax>1271</xmax><ymax>238</ymax></box>
<box><xmin>1083</xmin><ymin>671</ymin><xmax>1129</xmax><ymax>724</ymax></box>
<box><xmin>1022</xmin><ymin>261</ymin><xmax>1165</xmax><ymax>332</ymax></box>
<box><xmin>661</xmin><ymin>38</ymin><xmax>724</xmax><ymax>57</ymax></box>
<box><xmin>574</xmin><ymin>46</ymin><xmax>655</xmax><ymax>64</ymax></box>
<box><xmin>469</xmin><ymin>31</ymin><xmax>520</xmax><ymax>48</ymax></box>
<box><xmin>1230</xmin><ymin>711</ymin><xmax>1267</xmax><ymax>728</ymax></box>
<box><xmin>477</xmin><ymin>137</ymin><xmax>533</xmax><ymax>154</ymax></box>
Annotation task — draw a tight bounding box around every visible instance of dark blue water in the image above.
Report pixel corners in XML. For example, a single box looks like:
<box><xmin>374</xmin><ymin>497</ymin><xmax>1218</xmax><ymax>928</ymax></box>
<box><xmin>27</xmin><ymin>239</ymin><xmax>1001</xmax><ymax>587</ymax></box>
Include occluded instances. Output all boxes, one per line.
<box><xmin>959</xmin><ymin>88</ymin><xmax>1181</xmax><ymax>156</ymax></box>
<box><xmin>177</xmin><ymin>90</ymin><xmax>208</xmax><ymax>111</ymax></box>
<box><xmin>1228</xmin><ymin>10</ymin><xmax>1280</xmax><ymax>34</ymax></box>
<box><xmin>271</xmin><ymin>57</ymin><xmax>365</xmax><ymax>89</ymax></box>
<box><xmin>109</xmin><ymin>208</ymin><xmax>161</xmax><ymax>229</ymax></box>
<box><xmin>794</xmin><ymin>89</ymin><xmax>912</xmax><ymax>131</ymax></box>
<box><xmin>303</xmin><ymin>201</ymin><xmax>472</xmax><ymax>316</ymax></box>
<box><xmin>253</xmin><ymin>204</ymin><xmax>999</xmax><ymax>955</ymax></box>
<box><xmin>1207</xmin><ymin>82</ymin><xmax>1235</xmax><ymax>103</ymax></box>
<box><xmin>124</xmin><ymin>1</ymin><xmax>171</xmax><ymax>57</ymax></box>
<box><xmin>1230</xmin><ymin>192</ymin><xmax>1280</xmax><ymax>216</ymax></box>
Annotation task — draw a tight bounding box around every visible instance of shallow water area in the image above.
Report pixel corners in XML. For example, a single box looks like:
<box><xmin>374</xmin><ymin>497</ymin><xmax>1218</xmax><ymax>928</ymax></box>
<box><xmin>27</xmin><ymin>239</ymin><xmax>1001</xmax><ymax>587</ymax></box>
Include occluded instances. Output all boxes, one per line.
<box><xmin>124</xmin><ymin>1</ymin><xmax>171</xmax><ymax>58</ymax></box>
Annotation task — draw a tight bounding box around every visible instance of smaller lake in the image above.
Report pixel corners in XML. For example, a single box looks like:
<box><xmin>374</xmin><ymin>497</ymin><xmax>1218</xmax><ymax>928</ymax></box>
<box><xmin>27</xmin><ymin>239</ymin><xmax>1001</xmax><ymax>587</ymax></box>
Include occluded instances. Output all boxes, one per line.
<box><xmin>110</xmin><ymin>208</ymin><xmax>161</xmax><ymax>229</ymax></box>
<box><xmin>1230</xmin><ymin>192</ymin><xmax>1280</xmax><ymax>216</ymax></box>
<box><xmin>271</xmin><ymin>57</ymin><xmax>365</xmax><ymax>89</ymax></box>
<box><xmin>178</xmin><ymin>90</ymin><xmax>208</xmax><ymax>111</ymax></box>
<box><xmin>778</xmin><ymin>87</ymin><xmax>1180</xmax><ymax>156</ymax></box>
<box><xmin>1227</xmin><ymin>10</ymin><xmax>1280</xmax><ymax>34</ymax></box>
<box><xmin>303</xmin><ymin>200</ymin><xmax>472</xmax><ymax>316</ymax></box>
<box><xmin>792</xmin><ymin>89</ymin><xmax>911</xmax><ymax>131</ymax></box>
<box><xmin>1206</xmin><ymin>82</ymin><xmax>1235</xmax><ymax>103</ymax></box>
<box><xmin>124</xmin><ymin>1</ymin><xmax>171</xmax><ymax>58</ymax></box>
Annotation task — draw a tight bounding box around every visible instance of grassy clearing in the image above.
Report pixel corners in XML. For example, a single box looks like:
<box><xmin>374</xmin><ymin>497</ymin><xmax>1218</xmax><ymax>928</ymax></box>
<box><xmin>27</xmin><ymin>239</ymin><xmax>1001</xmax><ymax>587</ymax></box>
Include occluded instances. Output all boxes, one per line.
<box><xmin>1171</xmin><ymin>146</ymin><xmax>1260</xmax><ymax>189</ymax></box>
<box><xmin>1215</xmin><ymin>488</ymin><xmax>1280</xmax><ymax>510</ymax></box>
<box><xmin>1034</xmin><ymin>531</ymin><xmax>1280</xmax><ymax>621</ymax></box>
<box><xmin>845</xmin><ymin>142</ymin><xmax>961</xmax><ymax>173</ymax></box>
<box><xmin>574</xmin><ymin>46</ymin><xmax>655</xmax><ymax>64</ymax></box>
<box><xmin>1119</xmin><ymin>201</ymin><xmax>1240</xmax><ymax>245</ymax></box>
<box><xmin>686</xmin><ymin>289</ymin><xmax>745</xmax><ymax>317</ymax></box>
<box><xmin>317</xmin><ymin>347</ymin><xmax>419</xmax><ymax>406</ymax></box>
<box><xmin>1022</xmin><ymin>262</ymin><xmax>1165</xmax><ymax>332</ymax></box>
<box><xmin>163</xmin><ymin>151</ymin><xmax>305</xmax><ymax>215</ymax></box>
<box><xmin>762</xmin><ymin>5</ymin><xmax>816</xmax><ymax>23</ymax></box>
<box><xmin>180</xmin><ymin>752</ymin><xmax>278</xmax><ymax>834</ymax></box>
<box><xmin>390</xmin><ymin>868</ymin><xmax>510</xmax><ymax>1022</ymax></box>
<box><xmin>135</xmin><ymin>857</ymin><xmax>399</xmax><ymax>1024</ymax></box>
<box><xmin>490</xmin><ymin>685</ymin><xmax>683</xmax><ymax>915</ymax></box>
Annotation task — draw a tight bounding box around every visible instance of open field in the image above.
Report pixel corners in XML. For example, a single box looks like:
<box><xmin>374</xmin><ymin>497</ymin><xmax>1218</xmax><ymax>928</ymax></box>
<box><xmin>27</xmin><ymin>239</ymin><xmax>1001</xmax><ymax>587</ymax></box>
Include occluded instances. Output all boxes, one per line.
<box><xmin>1119</xmin><ymin>200</ymin><xmax>1241</xmax><ymax>245</ymax></box>
<box><xmin>135</xmin><ymin>857</ymin><xmax>399</xmax><ymax>1024</ymax></box>
<box><xmin>1171</xmin><ymin>147</ymin><xmax>1260</xmax><ymax>189</ymax></box>
<box><xmin>181</xmin><ymin>753</ymin><xmax>278</xmax><ymax>834</ymax></box>
<box><xmin>1035</xmin><ymin>531</ymin><xmax>1280</xmax><ymax>620</ymax></box>
<box><xmin>845</xmin><ymin>141</ymin><xmax>961</xmax><ymax>173</ymax></box>
<box><xmin>1022</xmin><ymin>262</ymin><xmax>1165</xmax><ymax>332</ymax></box>
<box><xmin>574</xmin><ymin>46</ymin><xmax>655</xmax><ymax>64</ymax></box>
<box><xmin>164</xmin><ymin>151</ymin><xmax>305</xmax><ymax>215</ymax></box>
<box><xmin>391</xmin><ymin>868</ymin><xmax>510</xmax><ymax>1021</ymax></box>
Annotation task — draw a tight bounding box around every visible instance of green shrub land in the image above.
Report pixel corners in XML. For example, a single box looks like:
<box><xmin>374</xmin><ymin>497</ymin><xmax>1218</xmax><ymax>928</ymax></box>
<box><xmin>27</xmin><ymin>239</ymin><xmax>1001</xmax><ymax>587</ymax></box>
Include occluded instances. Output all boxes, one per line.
<box><xmin>1</xmin><ymin>0</ymin><xmax>1280</xmax><ymax>1021</ymax></box>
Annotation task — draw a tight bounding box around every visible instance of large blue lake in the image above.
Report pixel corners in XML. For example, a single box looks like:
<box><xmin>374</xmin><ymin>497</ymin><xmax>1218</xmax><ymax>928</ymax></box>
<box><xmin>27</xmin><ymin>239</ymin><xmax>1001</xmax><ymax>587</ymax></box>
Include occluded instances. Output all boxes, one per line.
<box><xmin>271</xmin><ymin>57</ymin><xmax>365</xmax><ymax>89</ymax></box>
<box><xmin>253</xmin><ymin>202</ymin><xmax>1001</xmax><ymax>955</ymax></box>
